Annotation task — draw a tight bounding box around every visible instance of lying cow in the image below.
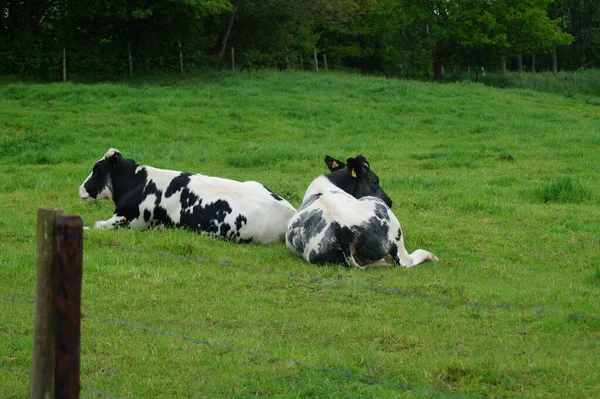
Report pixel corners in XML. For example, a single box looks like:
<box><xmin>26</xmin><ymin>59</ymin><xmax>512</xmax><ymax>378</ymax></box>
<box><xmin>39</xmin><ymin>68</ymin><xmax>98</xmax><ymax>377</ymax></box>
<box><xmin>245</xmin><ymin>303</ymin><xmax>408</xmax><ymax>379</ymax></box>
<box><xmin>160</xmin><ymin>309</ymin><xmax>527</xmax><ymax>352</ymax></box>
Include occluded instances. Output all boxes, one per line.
<box><xmin>286</xmin><ymin>155</ymin><xmax>438</xmax><ymax>268</ymax></box>
<box><xmin>78</xmin><ymin>149</ymin><xmax>296</xmax><ymax>244</ymax></box>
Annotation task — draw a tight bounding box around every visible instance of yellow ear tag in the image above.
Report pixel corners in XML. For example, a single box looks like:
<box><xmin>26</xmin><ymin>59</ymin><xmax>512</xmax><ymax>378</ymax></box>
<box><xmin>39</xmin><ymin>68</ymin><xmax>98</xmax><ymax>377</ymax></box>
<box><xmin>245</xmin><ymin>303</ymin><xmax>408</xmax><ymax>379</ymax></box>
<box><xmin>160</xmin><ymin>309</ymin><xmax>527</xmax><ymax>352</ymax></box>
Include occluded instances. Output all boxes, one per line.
<box><xmin>351</xmin><ymin>170</ymin><xmax>357</xmax><ymax>178</ymax></box>
<box><xmin>331</xmin><ymin>161</ymin><xmax>339</xmax><ymax>168</ymax></box>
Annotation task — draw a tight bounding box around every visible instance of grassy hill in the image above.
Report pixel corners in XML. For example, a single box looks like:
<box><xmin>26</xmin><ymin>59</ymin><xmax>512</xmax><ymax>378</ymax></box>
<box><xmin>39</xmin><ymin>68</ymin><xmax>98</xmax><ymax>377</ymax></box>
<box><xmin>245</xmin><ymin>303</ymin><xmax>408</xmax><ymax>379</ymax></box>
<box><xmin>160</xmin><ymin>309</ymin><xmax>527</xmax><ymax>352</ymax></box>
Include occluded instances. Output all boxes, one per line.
<box><xmin>1</xmin><ymin>71</ymin><xmax>599</xmax><ymax>398</ymax></box>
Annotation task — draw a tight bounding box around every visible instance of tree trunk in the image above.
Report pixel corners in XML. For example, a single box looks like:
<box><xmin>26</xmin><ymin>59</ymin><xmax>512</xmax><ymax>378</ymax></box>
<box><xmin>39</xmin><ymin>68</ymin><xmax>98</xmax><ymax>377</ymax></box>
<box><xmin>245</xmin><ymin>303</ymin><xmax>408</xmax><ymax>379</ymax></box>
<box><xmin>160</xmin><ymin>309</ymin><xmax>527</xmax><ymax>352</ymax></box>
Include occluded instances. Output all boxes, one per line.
<box><xmin>531</xmin><ymin>54</ymin><xmax>536</xmax><ymax>73</ymax></box>
<box><xmin>552</xmin><ymin>49</ymin><xmax>558</xmax><ymax>73</ymax></box>
<box><xmin>217</xmin><ymin>7</ymin><xmax>237</xmax><ymax>65</ymax></box>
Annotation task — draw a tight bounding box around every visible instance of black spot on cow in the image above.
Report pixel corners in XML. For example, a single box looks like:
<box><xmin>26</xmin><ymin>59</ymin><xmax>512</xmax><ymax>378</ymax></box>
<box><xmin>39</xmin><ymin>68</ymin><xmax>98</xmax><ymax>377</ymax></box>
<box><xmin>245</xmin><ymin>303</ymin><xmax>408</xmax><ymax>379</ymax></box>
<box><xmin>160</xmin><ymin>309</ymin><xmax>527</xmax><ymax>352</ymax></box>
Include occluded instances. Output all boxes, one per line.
<box><xmin>154</xmin><ymin>205</ymin><xmax>175</xmax><ymax>228</ymax></box>
<box><xmin>220</xmin><ymin>223</ymin><xmax>231</xmax><ymax>238</ymax></box>
<box><xmin>287</xmin><ymin>208</ymin><xmax>328</xmax><ymax>255</ymax></box>
<box><xmin>180</xmin><ymin>199</ymin><xmax>233</xmax><ymax>235</ymax></box>
<box><xmin>166</xmin><ymin>173</ymin><xmax>192</xmax><ymax>197</ymax></box>
<box><xmin>180</xmin><ymin>187</ymin><xmax>199</xmax><ymax>209</ymax></box>
<box><xmin>142</xmin><ymin>180</ymin><xmax>163</xmax><ymax>206</ymax></box>
<box><xmin>395</xmin><ymin>228</ymin><xmax>402</xmax><ymax>241</ymax></box>
<box><xmin>350</xmin><ymin>215</ymin><xmax>391</xmax><ymax>263</ymax></box>
<box><xmin>372</xmin><ymin>201</ymin><xmax>390</xmax><ymax>221</ymax></box>
<box><xmin>308</xmin><ymin>223</ymin><xmax>353</xmax><ymax>264</ymax></box>
<box><xmin>235</xmin><ymin>214</ymin><xmax>248</xmax><ymax>230</ymax></box>
<box><xmin>143</xmin><ymin>209</ymin><xmax>151</xmax><ymax>223</ymax></box>
<box><xmin>263</xmin><ymin>185</ymin><xmax>283</xmax><ymax>201</ymax></box>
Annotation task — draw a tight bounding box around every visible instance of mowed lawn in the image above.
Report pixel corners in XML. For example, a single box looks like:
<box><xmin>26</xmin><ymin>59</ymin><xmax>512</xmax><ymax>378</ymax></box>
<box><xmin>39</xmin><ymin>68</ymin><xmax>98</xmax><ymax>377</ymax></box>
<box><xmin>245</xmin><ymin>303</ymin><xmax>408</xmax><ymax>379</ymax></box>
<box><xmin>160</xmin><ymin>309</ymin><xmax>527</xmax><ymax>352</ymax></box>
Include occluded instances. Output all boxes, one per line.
<box><xmin>1</xmin><ymin>71</ymin><xmax>599</xmax><ymax>398</ymax></box>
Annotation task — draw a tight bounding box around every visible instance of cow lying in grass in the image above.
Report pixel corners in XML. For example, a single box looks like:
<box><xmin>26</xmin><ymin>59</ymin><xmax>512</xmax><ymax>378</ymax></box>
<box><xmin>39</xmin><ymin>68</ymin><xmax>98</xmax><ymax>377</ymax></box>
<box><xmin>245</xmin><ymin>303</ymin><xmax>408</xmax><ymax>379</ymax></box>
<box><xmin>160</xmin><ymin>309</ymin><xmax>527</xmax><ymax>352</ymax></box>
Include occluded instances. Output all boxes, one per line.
<box><xmin>79</xmin><ymin>148</ymin><xmax>296</xmax><ymax>244</ymax></box>
<box><xmin>286</xmin><ymin>155</ymin><xmax>438</xmax><ymax>268</ymax></box>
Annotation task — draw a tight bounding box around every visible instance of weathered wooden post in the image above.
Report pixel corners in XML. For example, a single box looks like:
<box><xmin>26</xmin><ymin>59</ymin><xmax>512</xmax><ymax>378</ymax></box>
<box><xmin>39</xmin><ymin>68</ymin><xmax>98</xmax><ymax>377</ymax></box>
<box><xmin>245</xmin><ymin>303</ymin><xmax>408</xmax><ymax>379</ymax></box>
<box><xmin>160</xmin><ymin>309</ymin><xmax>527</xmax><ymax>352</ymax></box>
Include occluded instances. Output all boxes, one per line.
<box><xmin>178</xmin><ymin>39</ymin><xmax>184</xmax><ymax>75</ymax></box>
<box><xmin>231</xmin><ymin>46</ymin><xmax>235</xmax><ymax>71</ymax></box>
<box><xmin>300</xmin><ymin>54</ymin><xmax>304</xmax><ymax>71</ymax></box>
<box><xmin>128</xmin><ymin>42</ymin><xmax>133</xmax><ymax>77</ymax></box>
<box><xmin>53</xmin><ymin>215</ymin><xmax>83</xmax><ymax>399</ymax></box>
<box><xmin>31</xmin><ymin>207</ymin><xmax>63</xmax><ymax>399</ymax></box>
<box><xmin>323</xmin><ymin>53</ymin><xmax>328</xmax><ymax>72</ymax></box>
<box><xmin>62</xmin><ymin>48</ymin><xmax>67</xmax><ymax>82</ymax></box>
<box><xmin>313</xmin><ymin>48</ymin><xmax>319</xmax><ymax>73</ymax></box>
<box><xmin>30</xmin><ymin>209</ymin><xmax>83</xmax><ymax>399</ymax></box>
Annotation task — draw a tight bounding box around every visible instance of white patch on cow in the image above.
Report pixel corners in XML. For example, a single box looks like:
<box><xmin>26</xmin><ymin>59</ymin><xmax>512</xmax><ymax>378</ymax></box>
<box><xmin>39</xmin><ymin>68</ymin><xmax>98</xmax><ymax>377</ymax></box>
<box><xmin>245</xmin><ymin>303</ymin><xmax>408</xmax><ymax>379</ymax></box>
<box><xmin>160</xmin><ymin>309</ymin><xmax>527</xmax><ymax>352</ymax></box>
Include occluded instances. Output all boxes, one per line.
<box><xmin>90</xmin><ymin>215</ymin><xmax>126</xmax><ymax>229</ymax></box>
<box><xmin>78</xmin><ymin>176</ymin><xmax>92</xmax><ymax>201</ymax></box>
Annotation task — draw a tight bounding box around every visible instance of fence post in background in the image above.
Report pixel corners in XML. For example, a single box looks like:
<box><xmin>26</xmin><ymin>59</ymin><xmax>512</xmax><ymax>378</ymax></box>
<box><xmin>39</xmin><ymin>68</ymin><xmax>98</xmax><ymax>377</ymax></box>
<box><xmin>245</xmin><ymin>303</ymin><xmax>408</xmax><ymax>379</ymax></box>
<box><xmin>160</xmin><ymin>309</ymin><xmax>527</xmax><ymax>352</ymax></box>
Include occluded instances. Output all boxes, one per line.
<box><xmin>54</xmin><ymin>215</ymin><xmax>83</xmax><ymax>399</ymax></box>
<box><xmin>178</xmin><ymin>39</ymin><xmax>184</xmax><ymax>75</ymax></box>
<box><xmin>323</xmin><ymin>53</ymin><xmax>328</xmax><ymax>72</ymax></box>
<box><xmin>62</xmin><ymin>48</ymin><xmax>67</xmax><ymax>82</ymax></box>
<box><xmin>231</xmin><ymin>46</ymin><xmax>235</xmax><ymax>71</ymax></box>
<box><xmin>300</xmin><ymin>54</ymin><xmax>304</xmax><ymax>70</ymax></box>
<box><xmin>313</xmin><ymin>48</ymin><xmax>319</xmax><ymax>73</ymax></box>
<box><xmin>128</xmin><ymin>42</ymin><xmax>133</xmax><ymax>77</ymax></box>
<box><xmin>30</xmin><ymin>207</ymin><xmax>63</xmax><ymax>399</ymax></box>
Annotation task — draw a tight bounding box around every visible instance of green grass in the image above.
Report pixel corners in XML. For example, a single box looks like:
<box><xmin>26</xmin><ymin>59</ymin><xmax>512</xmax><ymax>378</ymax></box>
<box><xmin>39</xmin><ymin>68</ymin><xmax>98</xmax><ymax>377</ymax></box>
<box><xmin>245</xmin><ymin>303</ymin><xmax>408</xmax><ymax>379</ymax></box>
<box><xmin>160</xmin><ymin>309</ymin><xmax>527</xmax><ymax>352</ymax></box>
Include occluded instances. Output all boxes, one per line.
<box><xmin>1</xmin><ymin>70</ymin><xmax>599</xmax><ymax>398</ymax></box>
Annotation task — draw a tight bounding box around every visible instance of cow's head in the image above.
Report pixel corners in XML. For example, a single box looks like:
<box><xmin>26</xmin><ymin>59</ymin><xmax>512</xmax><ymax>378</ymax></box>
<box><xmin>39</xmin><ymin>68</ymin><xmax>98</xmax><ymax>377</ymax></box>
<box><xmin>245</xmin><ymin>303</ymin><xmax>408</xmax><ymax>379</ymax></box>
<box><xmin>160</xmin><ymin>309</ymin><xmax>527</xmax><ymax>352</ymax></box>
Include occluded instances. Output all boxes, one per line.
<box><xmin>324</xmin><ymin>155</ymin><xmax>393</xmax><ymax>208</ymax></box>
<box><xmin>78</xmin><ymin>148</ymin><xmax>121</xmax><ymax>202</ymax></box>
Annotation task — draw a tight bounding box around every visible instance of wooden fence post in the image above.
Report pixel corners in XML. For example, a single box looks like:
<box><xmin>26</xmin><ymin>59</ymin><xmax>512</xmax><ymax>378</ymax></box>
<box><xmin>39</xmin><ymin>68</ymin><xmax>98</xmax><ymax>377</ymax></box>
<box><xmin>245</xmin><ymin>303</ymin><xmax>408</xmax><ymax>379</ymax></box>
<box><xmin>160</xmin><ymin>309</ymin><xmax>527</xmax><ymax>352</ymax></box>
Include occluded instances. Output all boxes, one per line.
<box><xmin>128</xmin><ymin>42</ymin><xmax>133</xmax><ymax>77</ymax></box>
<box><xmin>300</xmin><ymin>54</ymin><xmax>304</xmax><ymax>71</ymax></box>
<box><xmin>231</xmin><ymin>46</ymin><xmax>235</xmax><ymax>71</ymax></box>
<box><xmin>314</xmin><ymin>48</ymin><xmax>319</xmax><ymax>73</ymax></box>
<box><xmin>53</xmin><ymin>215</ymin><xmax>84</xmax><ymax>399</ymax></box>
<box><xmin>323</xmin><ymin>53</ymin><xmax>328</xmax><ymax>72</ymax></box>
<box><xmin>30</xmin><ymin>207</ymin><xmax>63</xmax><ymax>399</ymax></box>
<box><xmin>178</xmin><ymin>39</ymin><xmax>184</xmax><ymax>75</ymax></box>
<box><xmin>62</xmin><ymin>48</ymin><xmax>67</xmax><ymax>82</ymax></box>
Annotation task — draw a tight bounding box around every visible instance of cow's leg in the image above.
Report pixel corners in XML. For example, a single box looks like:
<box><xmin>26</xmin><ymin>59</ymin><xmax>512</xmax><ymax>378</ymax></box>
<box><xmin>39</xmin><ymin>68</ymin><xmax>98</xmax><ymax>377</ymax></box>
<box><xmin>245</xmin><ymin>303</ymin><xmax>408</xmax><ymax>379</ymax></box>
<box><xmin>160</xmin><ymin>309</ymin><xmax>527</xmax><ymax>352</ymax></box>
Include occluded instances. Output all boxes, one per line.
<box><xmin>85</xmin><ymin>214</ymin><xmax>129</xmax><ymax>230</ymax></box>
<box><xmin>344</xmin><ymin>243</ymin><xmax>368</xmax><ymax>269</ymax></box>
<box><xmin>394</xmin><ymin>235</ymin><xmax>438</xmax><ymax>267</ymax></box>
<box><xmin>363</xmin><ymin>255</ymin><xmax>395</xmax><ymax>268</ymax></box>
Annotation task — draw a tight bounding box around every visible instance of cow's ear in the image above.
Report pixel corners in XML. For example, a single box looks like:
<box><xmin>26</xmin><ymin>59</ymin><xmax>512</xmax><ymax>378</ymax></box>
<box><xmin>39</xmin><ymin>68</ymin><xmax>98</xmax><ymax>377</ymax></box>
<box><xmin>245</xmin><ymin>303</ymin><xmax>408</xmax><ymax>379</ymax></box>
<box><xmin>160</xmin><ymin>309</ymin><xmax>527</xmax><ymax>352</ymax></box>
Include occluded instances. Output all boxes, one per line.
<box><xmin>325</xmin><ymin>156</ymin><xmax>345</xmax><ymax>172</ymax></box>
<box><xmin>346</xmin><ymin>157</ymin><xmax>363</xmax><ymax>178</ymax></box>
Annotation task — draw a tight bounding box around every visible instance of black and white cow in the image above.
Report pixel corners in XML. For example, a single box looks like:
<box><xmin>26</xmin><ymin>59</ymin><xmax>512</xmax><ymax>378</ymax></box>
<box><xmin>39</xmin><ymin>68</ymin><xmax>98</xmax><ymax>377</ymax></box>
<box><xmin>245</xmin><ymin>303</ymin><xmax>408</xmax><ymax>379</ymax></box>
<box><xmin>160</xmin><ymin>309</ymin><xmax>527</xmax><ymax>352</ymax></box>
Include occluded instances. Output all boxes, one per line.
<box><xmin>286</xmin><ymin>155</ymin><xmax>438</xmax><ymax>268</ymax></box>
<box><xmin>79</xmin><ymin>149</ymin><xmax>296</xmax><ymax>244</ymax></box>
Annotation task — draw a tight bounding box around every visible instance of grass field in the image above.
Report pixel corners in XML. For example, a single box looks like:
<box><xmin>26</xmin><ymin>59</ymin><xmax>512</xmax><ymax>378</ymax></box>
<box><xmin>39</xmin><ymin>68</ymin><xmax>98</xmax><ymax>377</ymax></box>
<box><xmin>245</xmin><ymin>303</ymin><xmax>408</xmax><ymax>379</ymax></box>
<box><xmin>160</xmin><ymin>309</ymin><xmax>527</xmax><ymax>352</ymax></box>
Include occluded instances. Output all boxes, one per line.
<box><xmin>1</xmin><ymin>70</ymin><xmax>599</xmax><ymax>398</ymax></box>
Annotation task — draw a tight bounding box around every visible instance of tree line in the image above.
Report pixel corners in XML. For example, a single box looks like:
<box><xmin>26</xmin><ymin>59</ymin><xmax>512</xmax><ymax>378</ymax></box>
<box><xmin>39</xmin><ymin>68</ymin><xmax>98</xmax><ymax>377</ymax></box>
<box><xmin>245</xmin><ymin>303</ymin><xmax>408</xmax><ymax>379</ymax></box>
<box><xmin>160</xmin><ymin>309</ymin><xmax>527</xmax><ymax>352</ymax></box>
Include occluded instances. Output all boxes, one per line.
<box><xmin>1</xmin><ymin>0</ymin><xmax>599</xmax><ymax>81</ymax></box>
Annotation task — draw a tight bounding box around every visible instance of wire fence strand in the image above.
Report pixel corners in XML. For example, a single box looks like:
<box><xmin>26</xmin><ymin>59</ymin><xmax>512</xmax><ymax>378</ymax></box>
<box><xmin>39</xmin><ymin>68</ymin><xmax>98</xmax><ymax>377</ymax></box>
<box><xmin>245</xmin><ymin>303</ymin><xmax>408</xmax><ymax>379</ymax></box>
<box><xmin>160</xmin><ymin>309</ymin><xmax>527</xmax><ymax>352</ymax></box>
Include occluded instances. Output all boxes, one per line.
<box><xmin>84</xmin><ymin>236</ymin><xmax>600</xmax><ymax>322</ymax></box>
<box><xmin>81</xmin><ymin>313</ymin><xmax>464</xmax><ymax>398</ymax></box>
<box><xmin>2</xmin><ymin>233</ymin><xmax>598</xmax><ymax>322</ymax></box>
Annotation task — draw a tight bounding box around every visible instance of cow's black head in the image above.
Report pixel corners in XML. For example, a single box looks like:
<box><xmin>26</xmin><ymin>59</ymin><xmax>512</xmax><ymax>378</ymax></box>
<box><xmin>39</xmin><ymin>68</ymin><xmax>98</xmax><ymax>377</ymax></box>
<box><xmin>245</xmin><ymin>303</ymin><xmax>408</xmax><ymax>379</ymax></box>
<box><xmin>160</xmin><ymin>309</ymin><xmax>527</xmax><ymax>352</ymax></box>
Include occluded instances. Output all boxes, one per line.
<box><xmin>324</xmin><ymin>155</ymin><xmax>393</xmax><ymax>208</ymax></box>
<box><xmin>78</xmin><ymin>149</ymin><xmax>122</xmax><ymax>202</ymax></box>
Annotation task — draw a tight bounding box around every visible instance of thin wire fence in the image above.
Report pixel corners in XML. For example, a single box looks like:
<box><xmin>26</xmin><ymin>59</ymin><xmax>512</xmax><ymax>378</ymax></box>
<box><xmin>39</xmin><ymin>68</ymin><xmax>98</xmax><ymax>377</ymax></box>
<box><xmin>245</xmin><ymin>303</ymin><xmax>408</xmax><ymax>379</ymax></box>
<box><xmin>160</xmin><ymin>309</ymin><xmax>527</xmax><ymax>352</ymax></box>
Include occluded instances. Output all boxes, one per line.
<box><xmin>1</xmin><ymin>231</ymin><xmax>598</xmax><ymax>398</ymax></box>
<box><xmin>1</xmin><ymin>232</ymin><xmax>598</xmax><ymax>321</ymax></box>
